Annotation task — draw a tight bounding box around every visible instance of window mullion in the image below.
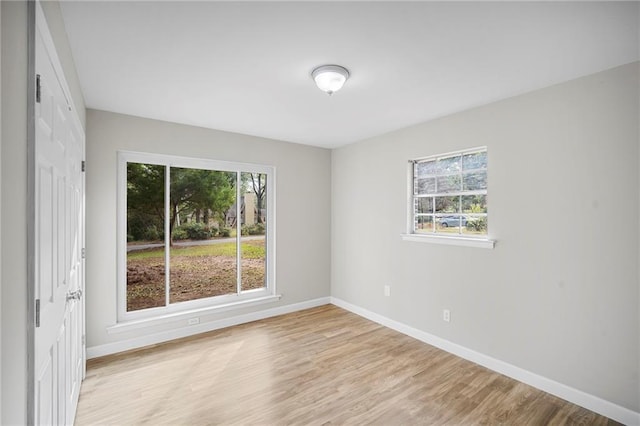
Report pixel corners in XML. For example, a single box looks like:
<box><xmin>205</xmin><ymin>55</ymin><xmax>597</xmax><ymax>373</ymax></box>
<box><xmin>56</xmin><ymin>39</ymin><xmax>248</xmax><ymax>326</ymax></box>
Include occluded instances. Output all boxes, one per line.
<box><xmin>165</xmin><ymin>165</ymin><xmax>171</xmax><ymax>307</ymax></box>
<box><xmin>458</xmin><ymin>195</ymin><xmax>462</xmax><ymax>232</ymax></box>
<box><xmin>236</xmin><ymin>171</ymin><xmax>241</xmax><ymax>295</ymax></box>
<box><xmin>458</xmin><ymin>166</ymin><xmax>463</xmax><ymax>233</ymax></box>
<box><xmin>431</xmin><ymin>197</ymin><xmax>435</xmax><ymax>233</ymax></box>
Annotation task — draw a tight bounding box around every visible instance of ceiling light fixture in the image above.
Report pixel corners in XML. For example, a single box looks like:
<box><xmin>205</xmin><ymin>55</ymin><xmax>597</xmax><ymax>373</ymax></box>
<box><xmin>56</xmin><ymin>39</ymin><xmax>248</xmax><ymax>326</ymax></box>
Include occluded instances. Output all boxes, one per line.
<box><xmin>311</xmin><ymin>64</ymin><xmax>350</xmax><ymax>95</ymax></box>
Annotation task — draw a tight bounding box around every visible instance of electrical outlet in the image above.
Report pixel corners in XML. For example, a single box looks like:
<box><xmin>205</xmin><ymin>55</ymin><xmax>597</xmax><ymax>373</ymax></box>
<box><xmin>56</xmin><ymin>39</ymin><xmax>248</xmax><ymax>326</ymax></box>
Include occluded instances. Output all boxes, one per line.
<box><xmin>188</xmin><ymin>317</ymin><xmax>200</xmax><ymax>325</ymax></box>
<box><xmin>384</xmin><ymin>285</ymin><xmax>391</xmax><ymax>297</ymax></box>
<box><xmin>443</xmin><ymin>309</ymin><xmax>450</xmax><ymax>323</ymax></box>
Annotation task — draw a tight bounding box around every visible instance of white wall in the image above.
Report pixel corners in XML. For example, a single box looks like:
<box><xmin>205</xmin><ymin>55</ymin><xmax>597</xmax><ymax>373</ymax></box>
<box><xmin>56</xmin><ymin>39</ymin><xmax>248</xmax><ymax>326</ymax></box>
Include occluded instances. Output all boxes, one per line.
<box><xmin>331</xmin><ymin>62</ymin><xmax>639</xmax><ymax>413</ymax></box>
<box><xmin>1</xmin><ymin>1</ymin><xmax>85</xmax><ymax>423</ymax></box>
<box><xmin>85</xmin><ymin>110</ymin><xmax>331</xmax><ymax>350</ymax></box>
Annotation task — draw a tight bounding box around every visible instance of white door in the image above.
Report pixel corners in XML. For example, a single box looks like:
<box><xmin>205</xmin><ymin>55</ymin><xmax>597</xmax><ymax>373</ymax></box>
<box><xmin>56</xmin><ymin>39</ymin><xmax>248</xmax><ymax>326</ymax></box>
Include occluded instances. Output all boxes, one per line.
<box><xmin>33</xmin><ymin>4</ymin><xmax>85</xmax><ymax>425</ymax></box>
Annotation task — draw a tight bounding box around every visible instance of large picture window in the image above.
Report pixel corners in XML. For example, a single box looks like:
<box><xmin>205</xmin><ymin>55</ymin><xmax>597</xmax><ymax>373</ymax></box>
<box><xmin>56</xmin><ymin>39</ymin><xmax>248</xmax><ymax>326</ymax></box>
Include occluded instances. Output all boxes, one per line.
<box><xmin>118</xmin><ymin>152</ymin><xmax>275</xmax><ymax>321</ymax></box>
<box><xmin>411</xmin><ymin>147</ymin><xmax>488</xmax><ymax>237</ymax></box>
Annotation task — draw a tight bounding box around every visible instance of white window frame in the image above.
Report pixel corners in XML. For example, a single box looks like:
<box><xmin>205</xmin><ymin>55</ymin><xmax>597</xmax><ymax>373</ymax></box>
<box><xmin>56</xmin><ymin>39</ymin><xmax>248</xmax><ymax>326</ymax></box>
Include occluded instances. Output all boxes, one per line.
<box><xmin>116</xmin><ymin>151</ymin><xmax>277</xmax><ymax>324</ymax></box>
<box><xmin>402</xmin><ymin>147</ymin><xmax>495</xmax><ymax>249</ymax></box>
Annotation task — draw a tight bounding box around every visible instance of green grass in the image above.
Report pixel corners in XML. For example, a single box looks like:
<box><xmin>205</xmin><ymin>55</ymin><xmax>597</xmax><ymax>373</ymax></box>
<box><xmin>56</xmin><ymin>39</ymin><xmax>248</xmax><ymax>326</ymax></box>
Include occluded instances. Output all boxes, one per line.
<box><xmin>128</xmin><ymin>240</ymin><xmax>265</xmax><ymax>260</ymax></box>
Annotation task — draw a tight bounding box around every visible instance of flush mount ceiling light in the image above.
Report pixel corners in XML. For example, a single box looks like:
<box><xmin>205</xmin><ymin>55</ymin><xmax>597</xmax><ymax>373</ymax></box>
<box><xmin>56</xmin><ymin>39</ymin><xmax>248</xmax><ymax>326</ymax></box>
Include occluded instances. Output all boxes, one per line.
<box><xmin>311</xmin><ymin>64</ymin><xmax>350</xmax><ymax>95</ymax></box>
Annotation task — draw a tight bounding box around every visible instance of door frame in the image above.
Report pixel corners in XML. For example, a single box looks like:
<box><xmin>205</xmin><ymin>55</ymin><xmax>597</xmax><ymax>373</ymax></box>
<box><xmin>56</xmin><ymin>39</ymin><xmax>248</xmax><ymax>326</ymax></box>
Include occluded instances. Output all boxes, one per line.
<box><xmin>27</xmin><ymin>1</ymin><xmax>36</xmax><ymax>422</ymax></box>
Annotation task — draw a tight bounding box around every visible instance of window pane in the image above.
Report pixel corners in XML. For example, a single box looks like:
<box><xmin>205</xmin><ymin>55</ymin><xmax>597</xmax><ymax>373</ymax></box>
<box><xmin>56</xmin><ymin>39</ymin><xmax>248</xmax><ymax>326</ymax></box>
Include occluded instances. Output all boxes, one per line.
<box><xmin>415</xmin><ymin>177</ymin><xmax>436</xmax><ymax>194</ymax></box>
<box><xmin>415</xmin><ymin>215</ymin><xmax>433</xmax><ymax>233</ymax></box>
<box><xmin>241</xmin><ymin>172</ymin><xmax>267</xmax><ymax>292</ymax></box>
<box><xmin>436</xmin><ymin>174</ymin><xmax>462</xmax><ymax>193</ymax></box>
<box><xmin>462</xmin><ymin>195</ymin><xmax>487</xmax><ymax>213</ymax></box>
<box><xmin>436</xmin><ymin>155</ymin><xmax>461</xmax><ymax>174</ymax></box>
<box><xmin>462</xmin><ymin>171</ymin><xmax>487</xmax><ymax>191</ymax></box>
<box><xmin>462</xmin><ymin>151</ymin><xmax>487</xmax><ymax>170</ymax></box>
<box><xmin>416</xmin><ymin>160</ymin><xmax>437</xmax><ymax>177</ymax></box>
<box><xmin>415</xmin><ymin>197</ymin><xmax>433</xmax><ymax>214</ymax></box>
<box><xmin>436</xmin><ymin>214</ymin><xmax>464</xmax><ymax>233</ymax></box>
<box><xmin>169</xmin><ymin>168</ymin><xmax>238</xmax><ymax>303</ymax></box>
<box><xmin>462</xmin><ymin>215</ymin><xmax>488</xmax><ymax>236</ymax></box>
<box><xmin>435</xmin><ymin>196</ymin><xmax>459</xmax><ymax>214</ymax></box>
<box><xmin>126</xmin><ymin>163</ymin><xmax>166</xmax><ymax>312</ymax></box>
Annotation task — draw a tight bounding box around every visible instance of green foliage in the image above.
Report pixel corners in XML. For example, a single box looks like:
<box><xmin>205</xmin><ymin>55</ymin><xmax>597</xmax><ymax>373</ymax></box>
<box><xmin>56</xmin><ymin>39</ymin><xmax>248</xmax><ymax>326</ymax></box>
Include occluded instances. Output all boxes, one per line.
<box><xmin>127</xmin><ymin>163</ymin><xmax>166</xmax><ymax>242</ymax></box>
<box><xmin>242</xmin><ymin>223</ymin><xmax>265</xmax><ymax>236</ymax></box>
<box><xmin>170</xmin><ymin>168</ymin><xmax>236</xmax><ymax>225</ymax></box>
<box><xmin>218</xmin><ymin>227</ymin><xmax>231</xmax><ymax>238</ymax></box>
<box><xmin>171</xmin><ymin>227</ymin><xmax>188</xmax><ymax>241</ymax></box>
<box><xmin>127</xmin><ymin>211</ymin><xmax>164</xmax><ymax>241</ymax></box>
<box><xmin>127</xmin><ymin>163</ymin><xmax>165</xmax><ymax>217</ymax></box>
<box><xmin>127</xmin><ymin>240</ymin><xmax>266</xmax><ymax>260</ymax></box>
<box><xmin>462</xmin><ymin>195</ymin><xmax>487</xmax><ymax>213</ymax></box>
<box><xmin>127</xmin><ymin>163</ymin><xmax>237</xmax><ymax>242</ymax></box>
<box><xmin>250</xmin><ymin>223</ymin><xmax>265</xmax><ymax>235</ymax></box>
<box><xmin>240</xmin><ymin>242</ymin><xmax>266</xmax><ymax>258</ymax></box>
<box><xmin>466</xmin><ymin>217</ymin><xmax>487</xmax><ymax>232</ymax></box>
<box><xmin>176</xmin><ymin>222</ymin><xmax>215</xmax><ymax>240</ymax></box>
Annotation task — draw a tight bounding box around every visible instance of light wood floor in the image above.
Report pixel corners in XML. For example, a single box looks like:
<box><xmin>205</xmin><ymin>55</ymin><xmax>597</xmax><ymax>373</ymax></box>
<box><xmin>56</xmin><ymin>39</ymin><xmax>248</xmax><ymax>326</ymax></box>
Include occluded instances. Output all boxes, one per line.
<box><xmin>75</xmin><ymin>305</ymin><xmax>619</xmax><ymax>425</ymax></box>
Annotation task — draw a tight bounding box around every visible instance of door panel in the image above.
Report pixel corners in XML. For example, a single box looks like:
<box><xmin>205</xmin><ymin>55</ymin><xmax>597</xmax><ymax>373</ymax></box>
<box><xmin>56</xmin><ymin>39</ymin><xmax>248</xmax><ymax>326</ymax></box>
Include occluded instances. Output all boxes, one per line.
<box><xmin>56</xmin><ymin>322</ymin><xmax>67</xmax><ymax>425</ymax></box>
<box><xmin>34</xmin><ymin>6</ymin><xmax>85</xmax><ymax>424</ymax></box>
<box><xmin>35</xmin><ymin>349</ymin><xmax>54</xmax><ymax>425</ymax></box>
<box><xmin>38</xmin><ymin>166</ymin><xmax>54</xmax><ymax>303</ymax></box>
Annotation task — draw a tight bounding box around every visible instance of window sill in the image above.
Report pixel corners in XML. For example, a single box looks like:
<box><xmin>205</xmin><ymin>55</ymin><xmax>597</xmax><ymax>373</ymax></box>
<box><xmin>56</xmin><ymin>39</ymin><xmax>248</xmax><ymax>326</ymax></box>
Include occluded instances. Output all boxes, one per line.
<box><xmin>108</xmin><ymin>294</ymin><xmax>282</xmax><ymax>334</ymax></box>
<box><xmin>401</xmin><ymin>233</ymin><xmax>495</xmax><ymax>249</ymax></box>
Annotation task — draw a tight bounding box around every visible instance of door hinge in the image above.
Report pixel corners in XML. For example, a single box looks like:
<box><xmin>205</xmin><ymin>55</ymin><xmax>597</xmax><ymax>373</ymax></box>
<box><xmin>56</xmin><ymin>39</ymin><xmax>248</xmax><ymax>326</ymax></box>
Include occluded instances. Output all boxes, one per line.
<box><xmin>82</xmin><ymin>335</ymin><xmax>86</xmax><ymax>345</ymax></box>
<box><xmin>35</xmin><ymin>299</ymin><xmax>40</xmax><ymax>328</ymax></box>
<box><xmin>36</xmin><ymin>74</ymin><xmax>41</xmax><ymax>104</ymax></box>
<box><xmin>82</xmin><ymin>248</ymin><xmax>86</xmax><ymax>259</ymax></box>
<box><xmin>81</xmin><ymin>160</ymin><xmax>85</xmax><ymax>172</ymax></box>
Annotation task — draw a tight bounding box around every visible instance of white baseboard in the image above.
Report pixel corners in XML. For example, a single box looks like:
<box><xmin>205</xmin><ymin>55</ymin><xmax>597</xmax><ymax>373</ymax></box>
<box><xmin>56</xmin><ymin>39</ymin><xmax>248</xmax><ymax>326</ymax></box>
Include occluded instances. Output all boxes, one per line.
<box><xmin>87</xmin><ymin>297</ymin><xmax>331</xmax><ymax>359</ymax></box>
<box><xmin>330</xmin><ymin>297</ymin><xmax>640</xmax><ymax>426</ymax></box>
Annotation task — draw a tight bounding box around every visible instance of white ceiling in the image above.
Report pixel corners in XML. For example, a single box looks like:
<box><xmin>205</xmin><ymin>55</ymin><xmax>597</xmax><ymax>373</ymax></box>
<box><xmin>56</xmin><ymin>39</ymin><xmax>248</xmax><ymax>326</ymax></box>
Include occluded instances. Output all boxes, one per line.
<box><xmin>60</xmin><ymin>1</ymin><xmax>639</xmax><ymax>149</ymax></box>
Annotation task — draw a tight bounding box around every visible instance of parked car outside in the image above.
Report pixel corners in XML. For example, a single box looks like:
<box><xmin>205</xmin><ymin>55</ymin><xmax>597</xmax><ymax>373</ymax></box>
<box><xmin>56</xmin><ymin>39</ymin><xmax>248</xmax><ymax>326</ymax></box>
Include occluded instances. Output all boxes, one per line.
<box><xmin>438</xmin><ymin>215</ymin><xmax>467</xmax><ymax>227</ymax></box>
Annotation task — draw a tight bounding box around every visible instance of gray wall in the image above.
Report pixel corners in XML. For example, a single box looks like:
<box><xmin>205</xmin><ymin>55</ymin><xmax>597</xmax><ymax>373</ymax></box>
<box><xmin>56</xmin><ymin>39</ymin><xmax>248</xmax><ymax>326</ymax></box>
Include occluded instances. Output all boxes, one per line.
<box><xmin>2</xmin><ymin>3</ymin><xmax>30</xmax><ymax>423</ymax></box>
<box><xmin>85</xmin><ymin>110</ymin><xmax>331</xmax><ymax>348</ymax></box>
<box><xmin>0</xmin><ymin>1</ymin><xmax>85</xmax><ymax>423</ymax></box>
<box><xmin>331</xmin><ymin>62</ymin><xmax>639</xmax><ymax>411</ymax></box>
<box><xmin>0</xmin><ymin>3</ymin><xmax>4</xmax><ymax>422</ymax></box>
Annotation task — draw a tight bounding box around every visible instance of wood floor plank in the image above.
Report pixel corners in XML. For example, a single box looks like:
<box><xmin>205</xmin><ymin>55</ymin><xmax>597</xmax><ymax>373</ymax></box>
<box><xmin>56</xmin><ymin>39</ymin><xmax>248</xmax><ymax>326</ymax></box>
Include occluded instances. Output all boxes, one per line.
<box><xmin>75</xmin><ymin>305</ymin><xmax>620</xmax><ymax>425</ymax></box>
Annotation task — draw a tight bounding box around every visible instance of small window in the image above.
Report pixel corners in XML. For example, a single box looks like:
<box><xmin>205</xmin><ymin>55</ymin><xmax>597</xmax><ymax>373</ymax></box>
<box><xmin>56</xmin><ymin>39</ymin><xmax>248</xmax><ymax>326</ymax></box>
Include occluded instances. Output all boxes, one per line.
<box><xmin>411</xmin><ymin>148</ymin><xmax>488</xmax><ymax>237</ymax></box>
<box><xmin>118</xmin><ymin>151</ymin><xmax>275</xmax><ymax>322</ymax></box>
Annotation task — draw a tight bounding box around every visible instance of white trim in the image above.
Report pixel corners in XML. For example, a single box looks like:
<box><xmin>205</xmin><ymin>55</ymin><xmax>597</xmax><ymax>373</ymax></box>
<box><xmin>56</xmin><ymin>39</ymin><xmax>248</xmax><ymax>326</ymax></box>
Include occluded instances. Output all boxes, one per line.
<box><xmin>107</xmin><ymin>294</ymin><xmax>282</xmax><ymax>334</ymax></box>
<box><xmin>88</xmin><ymin>297</ymin><xmax>331</xmax><ymax>359</ymax></box>
<box><xmin>330</xmin><ymin>297</ymin><xmax>640</xmax><ymax>426</ymax></box>
<box><xmin>164</xmin><ymin>166</ymin><xmax>170</xmax><ymax>307</ymax></box>
<box><xmin>118</xmin><ymin>150</ymin><xmax>274</xmax><ymax>175</ymax></box>
<box><xmin>401</xmin><ymin>233</ymin><xmax>495</xmax><ymax>249</ymax></box>
<box><xmin>412</xmin><ymin>145</ymin><xmax>487</xmax><ymax>163</ymax></box>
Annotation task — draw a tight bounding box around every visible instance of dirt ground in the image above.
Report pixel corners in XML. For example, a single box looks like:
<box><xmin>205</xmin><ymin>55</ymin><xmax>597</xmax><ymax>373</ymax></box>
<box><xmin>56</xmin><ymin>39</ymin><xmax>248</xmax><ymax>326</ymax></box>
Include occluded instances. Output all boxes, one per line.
<box><xmin>126</xmin><ymin>254</ymin><xmax>265</xmax><ymax>311</ymax></box>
